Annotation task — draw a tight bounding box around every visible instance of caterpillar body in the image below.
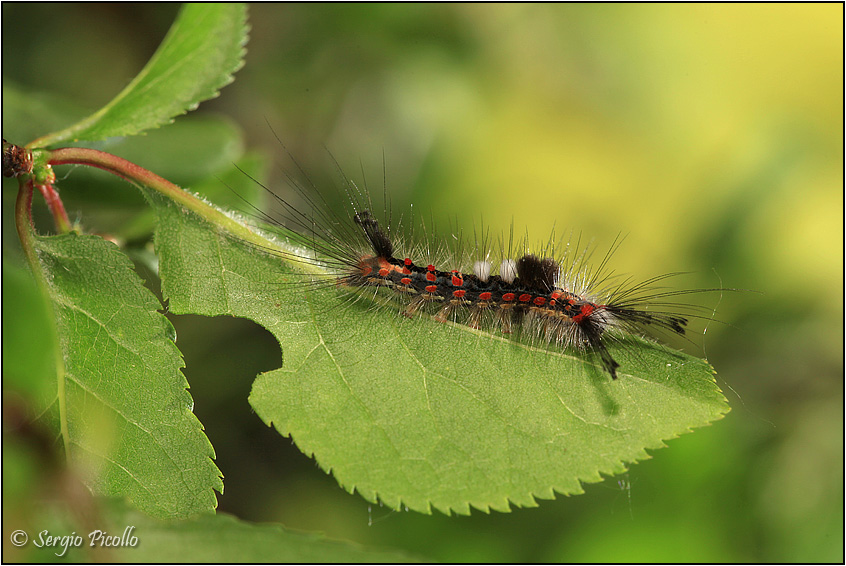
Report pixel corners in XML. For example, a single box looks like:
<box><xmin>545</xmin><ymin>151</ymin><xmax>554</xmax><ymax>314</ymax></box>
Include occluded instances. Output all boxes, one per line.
<box><xmin>236</xmin><ymin>156</ymin><xmax>712</xmax><ymax>381</ymax></box>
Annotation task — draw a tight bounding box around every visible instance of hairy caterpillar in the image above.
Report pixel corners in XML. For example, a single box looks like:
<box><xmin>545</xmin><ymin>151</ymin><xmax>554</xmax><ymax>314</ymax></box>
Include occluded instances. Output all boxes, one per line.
<box><xmin>232</xmin><ymin>151</ymin><xmax>717</xmax><ymax>381</ymax></box>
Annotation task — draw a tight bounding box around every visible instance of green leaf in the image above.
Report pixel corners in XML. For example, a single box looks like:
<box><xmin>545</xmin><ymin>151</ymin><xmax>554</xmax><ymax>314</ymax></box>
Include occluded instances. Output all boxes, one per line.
<box><xmin>31</xmin><ymin>232</ymin><xmax>223</xmax><ymax>518</ymax></box>
<box><xmin>147</xmin><ymin>187</ymin><xmax>730</xmax><ymax>515</ymax></box>
<box><xmin>2</xmin><ymin>260</ymin><xmax>58</xmax><ymax>406</ymax></box>
<box><xmin>62</xmin><ymin>115</ymin><xmax>251</xmax><ymax>240</ymax></box>
<box><xmin>30</xmin><ymin>4</ymin><xmax>248</xmax><ymax>148</ymax></box>
<box><xmin>1</xmin><ymin>83</ymin><xmax>92</xmax><ymax>145</ymax></box>
<box><xmin>103</xmin><ymin>498</ymin><xmax>417</xmax><ymax>563</ymax></box>
<box><xmin>5</xmin><ymin>493</ymin><xmax>417</xmax><ymax>563</ymax></box>
<box><xmin>90</xmin><ymin>114</ymin><xmax>247</xmax><ymax>188</ymax></box>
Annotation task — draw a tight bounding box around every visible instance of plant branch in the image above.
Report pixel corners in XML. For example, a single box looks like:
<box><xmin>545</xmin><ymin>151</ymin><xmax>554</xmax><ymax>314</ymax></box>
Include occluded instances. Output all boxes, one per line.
<box><xmin>36</xmin><ymin>183</ymin><xmax>72</xmax><ymax>234</ymax></box>
<box><xmin>46</xmin><ymin>146</ymin><xmax>268</xmax><ymax>247</ymax></box>
<box><xmin>15</xmin><ymin>177</ymin><xmax>70</xmax><ymax>463</ymax></box>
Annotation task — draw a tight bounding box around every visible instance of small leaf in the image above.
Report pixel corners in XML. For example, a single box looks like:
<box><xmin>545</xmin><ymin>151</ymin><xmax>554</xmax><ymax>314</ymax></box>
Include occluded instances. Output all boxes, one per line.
<box><xmin>1</xmin><ymin>84</ymin><xmax>91</xmax><ymax>146</ymax></box>
<box><xmin>91</xmin><ymin>114</ymin><xmax>247</xmax><ymax>188</ymax></box>
<box><xmin>32</xmin><ymin>232</ymin><xmax>223</xmax><ymax>518</ymax></box>
<box><xmin>102</xmin><ymin>498</ymin><xmax>417</xmax><ymax>563</ymax></box>
<box><xmin>55</xmin><ymin>115</ymin><xmax>251</xmax><ymax>240</ymax></box>
<box><xmin>7</xmin><ymin>494</ymin><xmax>417</xmax><ymax>563</ymax></box>
<box><xmin>147</xmin><ymin>187</ymin><xmax>730</xmax><ymax>515</ymax></box>
<box><xmin>2</xmin><ymin>260</ymin><xmax>58</xmax><ymax>406</ymax></box>
<box><xmin>30</xmin><ymin>4</ymin><xmax>248</xmax><ymax>148</ymax></box>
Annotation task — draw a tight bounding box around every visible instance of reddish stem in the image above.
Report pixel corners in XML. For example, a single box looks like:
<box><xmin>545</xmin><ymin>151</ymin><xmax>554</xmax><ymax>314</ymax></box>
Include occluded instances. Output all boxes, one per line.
<box><xmin>14</xmin><ymin>174</ymin><xmax>72</xmax><ymax>464</ymax></box>
<box><xmin>19</xmin><ymin>179</ymin><xmax>34</xmax><ymax>228</ymax></box>
<box><xmin>44</xmin><ymin>146</ymin><xmax>266</xmax><ymax>247</ymax></box>
<box><xmin>48</xmin><ymin>147</ymin><xmax>182</xmax><ymax>199</ymax></box>
<box><xmin>37</xmin><ymin>183</ymin><xmax>72</xmax><ymax>234</ymax></box>
<box><xmin>12</xmin><ymin>144</ymin><xmax>269</xmax><ymax>262</ymax></box>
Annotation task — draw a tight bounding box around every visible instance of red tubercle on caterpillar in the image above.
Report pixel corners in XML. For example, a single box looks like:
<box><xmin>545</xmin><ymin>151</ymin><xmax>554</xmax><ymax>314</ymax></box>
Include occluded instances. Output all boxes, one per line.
<box><xmin>357</xmin><ymin>255</ymin><xmax>403</xmax><ymax>280</ymax></box>
<box><xmin>453</xmin><ymin>290</ymin><xmax>466</xmax><ymax>298</ymax></box>
<box><xmin>571</xmin><ymin>303</ymin><xmax>596</xmax><ymax>324</ymax></box>
<box><xmin>502</xmin><ymin>293</ymin><xmax>516</xmax><ymax>302</ymax></box>
<box><xmin>518</xmin><ymin>294</ymin><xmax>531</xmax><ymax>302</ymax></box>
<box><xmin>479</xmin><ymin>292</ymin><xmax>492</xmax><ymax>301</ymax></box>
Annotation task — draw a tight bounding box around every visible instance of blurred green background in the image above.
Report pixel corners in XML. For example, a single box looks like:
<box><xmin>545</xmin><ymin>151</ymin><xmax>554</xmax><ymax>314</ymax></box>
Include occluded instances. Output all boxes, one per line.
<box><xmin>3</xmin><ymin>3</ymin><xmax>842</xmax><ymax>562</ymax></box>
